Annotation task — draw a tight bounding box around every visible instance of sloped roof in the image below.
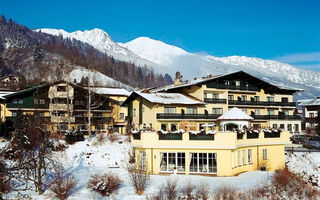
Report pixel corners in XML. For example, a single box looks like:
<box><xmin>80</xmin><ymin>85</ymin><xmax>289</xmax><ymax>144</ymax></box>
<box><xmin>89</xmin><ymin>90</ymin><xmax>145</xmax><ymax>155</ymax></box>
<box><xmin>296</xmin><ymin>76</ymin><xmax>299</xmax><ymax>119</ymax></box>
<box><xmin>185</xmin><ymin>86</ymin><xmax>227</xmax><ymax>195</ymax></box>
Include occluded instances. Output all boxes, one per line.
<box><xmin>152</xmin><ymin>71</ymin><xmax>303</xmax><ymax>93</ymax></box>
<box><xmin>218</xmin><ymin>107</ymin><xmax>253</xmax><ymax>120</ymax></box>
<box><xmin>298</xmin><ymin>97</ymin><xmax>320</xmax><ymax>106</ymax></box>
<box><xmin>123</xmin><ymin>91</ymin><xmax>204</xmax><ymax>105</ymax></box>
<box><xmin>93</xmin><ymin>87</ymin><xmax>131</xmax><ymax>97</ymax></box>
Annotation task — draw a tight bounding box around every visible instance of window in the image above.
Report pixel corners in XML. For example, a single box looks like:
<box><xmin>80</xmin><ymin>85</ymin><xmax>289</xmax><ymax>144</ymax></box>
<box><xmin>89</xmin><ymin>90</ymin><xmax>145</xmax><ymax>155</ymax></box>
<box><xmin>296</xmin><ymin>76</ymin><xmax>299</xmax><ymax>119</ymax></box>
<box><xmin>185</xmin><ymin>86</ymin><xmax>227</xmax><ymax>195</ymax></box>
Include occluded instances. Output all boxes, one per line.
<box><xmin>255</xmin><ymin>109</ymin><xmax>260</xmax><ymax>115</ymax></box>
<box><xmin>161</xmin><ymin>124</ymin><xmax>167</xmax><ymax>131</ymax></box>
<box><xmin>241</xmin><ymin>95</ymin><xmax>247</xmax><ymax>101</ymax></box>
<box><xmin>40</xmin><ymin>99</ymin><xmax>45</xmax><ymax>104</ymax></box>
<box><xmin>12</xmin><ymin>99</ymin><xmax>18</xmax><ymax>104</ymax></box>
<box><xmin>133</xmin><ymin>108</ymin><xmax>136</xmax><ymax>117</ymax></box>
<box><xmin>120</xmin><ymin>112</ymin><xmax>124</xmax><ymax>119</ymax></box>
<box><xmin>295</xmin><ymin>124</ymin><xmax>299</xmax><ymax>132</ymax></box>
<box><xmin>212</xmin><ymin>108</ymin><xmax>223</xmax><ymax>115</ymax></box>
<box><xmin>186</xmin><ymin>107</ymin><xmax>197</xmax><ymax>114</ymax></box>
<box><xmin>267</xmin><ymin>110</ymin><xmax>275</xmax><ymax>115</ymax></box>
<box><xmin>238</xmin><ymin>151</ymin><xmax>241</xmax><ymax>166</ymax></box>
<box><xmin>164</xmin><ymin>107</ymin><xmax>176</xmax><ymax>114</ymax></box>
<box><xmin>18</xmin><ymin>99</ymin><xmax>23</xmax><ymax>104</ymax></box>
<box><xmin>273</xmin><ymin>124</ymin><xmax>278</xmax><ymax>129</ymax></box>
<box><xmin>280</xmin><ymin>124</ymin><xmax>285</xmax><ymax>129</ymax></box>
<box><xmin>287</xmin><ymin>124</ymin><xmax>292</xmax><ymax>132</ymax></box>
<box><xmin>212</xmin><ymin>93</ymin><xmax>219</xmax><ymax>99</ymax></box>
<box><xmin>204</xmin><ymin>93</ymin><xmax>207</xmax><ymax>99</ymax></box>
<box><xmin>281</xmin><ymin>97</ymin><xmax>288</xmax><ymax>103</ymax></box>
<box><xmin>263</xmin><ymin>149</ymin><xmax>268</xmax><ymax>160</ymax></box>
<box><xmin>96</xmin><ymin>124</ymin><xmax>104</xmax><ymax>130</ymax></box>
<box><xmin>189</xmin><ymin>153</ymin><xmax>217</xmax><ymax>173</ymax></box>
<box><xmin>283</xmin><ymin>110</ymin><xmax>289</xmax><ymax>115</ymax></box>
<box><xmin>75</xmin><ymin>100</ymin><xmax>80</xmax><ymax>105</ymax></box>
<box><xmin>160</xmin><ymin>152</ymin><xmax>185</xmax><ymax>172</ymax></box>
<box><xmin>12</xmin><ymin>112</ymin><xmax>17</xmax><ymax>117</ymax></box>
<box><xmin>57</xmin><ymin>86</ymin><xmax>66</xmax><ymax>91</ymax></box>
<box><xmin>248</xmin><ymin>149</ymin><xmax>252</xmax><ymax>164</ymax></box>
<box><xmin>267</xmin><ymin>96</ymin><xmax>274</xmax><ymax>102</ymax></box>
<box><xmin>228</xmin><ymin>95</ymin><xmax>234</xmax><ymax>101</ymax></box>
<box><xmin>171</xmin><ymin>124</ymin><xmax>177</xmax><ymax>132</ymax></box>
<box><xmin>233</xmin><ymin>151</ymin><xmax>237</xmax><ymax>168</ymax></box>
<box><xmin>254</xmin><ymin>96</ymin><xmax>260</xmax><ymax>102</ymax></box>
<box><xmin>310</xmin><ymin>113</ymin><xmax>315</xmax><ymax>118</ymax></box>
<box><xmin>242</xmin><ymin>109</ymin><xmax>247</xmax><ymax>114</ymax></box>
<box><xmin>34</xmin><ymin>99</ymin><xmax>39</xmax><ymax>104</ymax></box>
<box><xmin>139</xmin><ymin>151</ymin><xmax>146</xmax><ymax>170</ymax></box>
<box><xmin>242</xmin><ymin>150</ymin><xmax>246</xmax><ymax>165</ymax></box>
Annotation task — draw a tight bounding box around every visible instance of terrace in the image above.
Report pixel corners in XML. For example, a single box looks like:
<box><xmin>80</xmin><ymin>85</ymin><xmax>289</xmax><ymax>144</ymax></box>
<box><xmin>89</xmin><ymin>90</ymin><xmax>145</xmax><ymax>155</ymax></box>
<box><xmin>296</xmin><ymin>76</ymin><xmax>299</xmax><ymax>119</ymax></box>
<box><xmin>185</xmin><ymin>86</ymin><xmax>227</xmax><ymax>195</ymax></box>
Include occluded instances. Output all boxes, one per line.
<box><xmin>131</xmin><ymin>130</ymin><xmax>291</xmax><ymax>149</ymax></box>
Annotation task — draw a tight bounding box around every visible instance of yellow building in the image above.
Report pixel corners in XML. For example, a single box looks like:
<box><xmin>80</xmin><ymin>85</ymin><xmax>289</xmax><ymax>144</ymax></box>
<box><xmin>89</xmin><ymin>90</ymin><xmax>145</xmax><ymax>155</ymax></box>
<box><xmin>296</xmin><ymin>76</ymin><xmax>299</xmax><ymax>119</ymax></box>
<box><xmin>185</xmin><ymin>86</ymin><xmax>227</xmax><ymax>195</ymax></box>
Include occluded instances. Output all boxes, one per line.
<box><xmin>123</xmin><ymin>71</ymin><xmax>301</xmax><ymax>176</ymax></box>
<box><xmin>93</xmin><ymin>87</ymin><xmax>131</xmax><ymax>134</ymax></box>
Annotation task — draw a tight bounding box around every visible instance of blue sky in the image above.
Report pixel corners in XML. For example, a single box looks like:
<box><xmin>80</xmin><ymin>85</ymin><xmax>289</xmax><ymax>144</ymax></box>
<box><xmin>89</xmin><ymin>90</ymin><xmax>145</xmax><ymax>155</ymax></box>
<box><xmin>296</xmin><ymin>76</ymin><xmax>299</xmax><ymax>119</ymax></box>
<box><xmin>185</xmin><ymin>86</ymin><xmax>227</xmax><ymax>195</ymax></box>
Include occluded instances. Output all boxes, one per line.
<box><xmin>1</xmin><ymin>0</ymin><xmax>319</xmax><ymax>70</ymax></box>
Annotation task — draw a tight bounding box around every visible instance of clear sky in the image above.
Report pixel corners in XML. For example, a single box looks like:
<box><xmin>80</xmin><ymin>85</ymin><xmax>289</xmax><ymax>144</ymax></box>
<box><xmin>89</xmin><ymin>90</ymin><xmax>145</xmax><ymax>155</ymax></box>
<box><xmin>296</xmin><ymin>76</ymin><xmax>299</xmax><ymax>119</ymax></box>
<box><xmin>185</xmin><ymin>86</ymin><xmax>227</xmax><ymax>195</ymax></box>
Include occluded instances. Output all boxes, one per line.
<box><xmin>1</xmin><ymin>0</ymin><xmax>319</xmax><ymax>70</ymax></box>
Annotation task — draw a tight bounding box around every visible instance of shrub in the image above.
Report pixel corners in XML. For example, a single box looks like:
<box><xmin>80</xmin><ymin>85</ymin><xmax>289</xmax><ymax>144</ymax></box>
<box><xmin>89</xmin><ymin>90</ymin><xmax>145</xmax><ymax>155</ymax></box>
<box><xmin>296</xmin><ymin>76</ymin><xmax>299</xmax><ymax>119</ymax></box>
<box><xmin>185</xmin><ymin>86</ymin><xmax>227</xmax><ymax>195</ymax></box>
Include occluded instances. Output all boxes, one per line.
<box><xmin>196</xmin><ymin>183</ymin><xmax>210</xmax><ymax>200</ymax></box>
<box><xmin>180</xmin><ymin>181</ymin><xmax>195</xmax><ymax>200</ymax></box>
<box><xmin>50</xmin><ymin>172</ymin><xmax>77</xmax><ymax>200</ymax></box>
<box><xmin>50</xmin><ymin>139</ymin><xmax>69</xmax><ymax>151</ymax></box>
<box><xmin>87</xmin><ymin>173</ymin><xmax>122</xmax><ymax>196</ymax></box>
<box><xmin>108</xmin><ymin>133</ymin><xmax>119</xmax><ymax>143</ymax></box>
<box><xmin>146</xmin><ymin>179</ymin><xmax>178</xmax><ymax>200</ymax></box>
<box><xmin>212</xmin><ymin>185</ymin><xmax>238</xmax><ymax>200</ymax></box>
<box><xmin>93</xmin><ymin>132</ymin><xmax>107</xmax><ymax>146</ymax></box>
<box><xmin>127</xmin><ymin>164</ymin><xmax>150</xmax><ymax>195</ymax></box>
<box><xmin>64</xmin><ymin>131</ymin><xmax>84</xmax><ymax>144</ymax></box>
<box><xmin>0</xmin><ymin>160</ymin><xmax>10</xmax><ymax>196</ymax></box>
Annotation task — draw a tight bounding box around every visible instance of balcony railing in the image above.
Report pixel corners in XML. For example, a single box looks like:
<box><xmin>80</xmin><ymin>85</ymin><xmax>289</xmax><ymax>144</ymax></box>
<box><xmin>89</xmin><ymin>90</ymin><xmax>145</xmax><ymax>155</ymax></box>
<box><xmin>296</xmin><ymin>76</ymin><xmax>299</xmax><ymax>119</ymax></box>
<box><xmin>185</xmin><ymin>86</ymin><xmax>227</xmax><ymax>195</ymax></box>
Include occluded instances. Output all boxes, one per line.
<box><xmin>264</xmin><ymin>132</ymin><xmax>280</xmax><ymax>138</ymax></box>
<box><xmin>132</xmin><ymin>134</ymin><xmax>141</xmax><ymax>140</ymax></box>
<box><xmin>251</xmin><ymin>115</ymin><xmax>300</xmax><ymax>120</ymax></box>
<box><xmin>305</xmin><ymin>117</ymin><xmax>318</xmax><ymax>123</ymax></box>
<box><xmin>159</xmin><ymin>133</ymin><xmax>182</xmax><ymax>140</ymax></box>
<box><xmin>189</xmin><ymin>133</ymin><xmax>214</xmax><ymax>140</ymax></box>
<box><xmin>228</xmin><ymin>100</ymin><xmax>296</xmax><ymax>107</ymax></box>
<box><xmin>75</xmin><ymin>116</ymin><xmax>112</xmax><ymax>123</ymax></box>
<box><xmin>204</xmin><ymin>98</ymin><xmax>227</xmax><ymax>104</ymax></box>
<box><xmin>214</xmin><ymin>84</ymin><xmax>260</xmax><ymax>91</ymax></box>
<box><xmin>157</xmin><ymin>113</ymin><xmax>219</xmax><ymax>120</ymax></box>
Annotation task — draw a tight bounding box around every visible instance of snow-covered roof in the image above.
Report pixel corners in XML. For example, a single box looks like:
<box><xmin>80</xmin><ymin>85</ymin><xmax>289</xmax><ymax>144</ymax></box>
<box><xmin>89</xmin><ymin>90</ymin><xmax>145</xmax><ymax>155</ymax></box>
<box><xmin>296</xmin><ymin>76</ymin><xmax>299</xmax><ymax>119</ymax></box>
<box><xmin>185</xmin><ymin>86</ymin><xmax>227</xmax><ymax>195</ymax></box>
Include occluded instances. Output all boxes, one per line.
<box><xmin>298</xmin><ymin>97</ymin><xmax>320</xmax><ymax>106</ymax></box>
<box><xmin>218</xmin><ymin>107</ymin><xmax>254</xmax><ymax>120</ymax></box>
<box><xmin>93</xmin><ymin>87</ymin><xmax>131</xmax><ymax>97</ymax></box>
<box><xmin>0</xmin><ymin>91</ymin><xmax>14</xmax><ymax>99</ymax></box>
<box><xmin>131</xmin><ymin>91</ymin><xmax>204</xmax><ymax>105</ymax></box>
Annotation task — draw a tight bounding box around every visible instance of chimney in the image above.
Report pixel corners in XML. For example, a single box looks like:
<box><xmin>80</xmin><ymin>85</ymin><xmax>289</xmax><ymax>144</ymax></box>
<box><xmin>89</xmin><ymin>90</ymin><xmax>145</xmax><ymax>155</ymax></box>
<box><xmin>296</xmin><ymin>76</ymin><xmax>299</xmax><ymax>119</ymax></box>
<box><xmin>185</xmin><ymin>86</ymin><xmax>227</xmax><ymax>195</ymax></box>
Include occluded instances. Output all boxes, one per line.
<box><xmin>174</xmin><ymin>71</ymin><xmax>183</xmax><ymax>86</ymax></box>
<box><xmin>194</xmin><ymin>77</ymin><xmax>197</xmax><ymax>81</ymax></box>
<box><xmin>317</xmin><ymin>96</ymin><xmax>320</xmax><ymax>100</ymax></box>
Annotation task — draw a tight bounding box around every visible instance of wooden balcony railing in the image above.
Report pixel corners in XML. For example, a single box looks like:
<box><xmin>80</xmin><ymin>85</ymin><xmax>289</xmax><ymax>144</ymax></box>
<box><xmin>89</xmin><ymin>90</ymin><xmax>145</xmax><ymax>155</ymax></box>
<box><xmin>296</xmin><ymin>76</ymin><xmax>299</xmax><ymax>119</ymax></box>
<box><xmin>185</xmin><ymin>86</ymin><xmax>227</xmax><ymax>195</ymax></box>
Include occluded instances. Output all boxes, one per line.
<box><xmin>228</xmin><ymin>100</ymin><xmax>296</xmax><ymax>107</ymax></box>
<box><xmin>251</xmin><ymin>115</ymin><xmax>300</xmax><ymax>120</ymax></box>
<box><xmin>156</xmin><ymin>113</ymin><xmax>219</xmax><ymax>120</ymax></box>
<box><xmin>204</xmin><ymin>98</ymin><xmax>227</xmax><ymax>104</ymax></box>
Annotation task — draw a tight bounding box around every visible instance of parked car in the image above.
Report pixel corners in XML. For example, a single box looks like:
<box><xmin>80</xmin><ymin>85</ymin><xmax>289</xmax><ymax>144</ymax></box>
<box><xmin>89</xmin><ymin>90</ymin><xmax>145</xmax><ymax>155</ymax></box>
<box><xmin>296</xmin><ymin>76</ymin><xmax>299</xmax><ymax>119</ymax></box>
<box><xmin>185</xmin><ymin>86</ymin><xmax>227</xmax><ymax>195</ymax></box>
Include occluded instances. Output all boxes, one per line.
<box><xmin>303</xmin><ymin>140</ymin><xmax>320</xmax><ymax>149</ymax></box>
<box><xmin>290</xmin><ymin>134</ymin><xmax>307</xmax><ymax>144</ymax></box>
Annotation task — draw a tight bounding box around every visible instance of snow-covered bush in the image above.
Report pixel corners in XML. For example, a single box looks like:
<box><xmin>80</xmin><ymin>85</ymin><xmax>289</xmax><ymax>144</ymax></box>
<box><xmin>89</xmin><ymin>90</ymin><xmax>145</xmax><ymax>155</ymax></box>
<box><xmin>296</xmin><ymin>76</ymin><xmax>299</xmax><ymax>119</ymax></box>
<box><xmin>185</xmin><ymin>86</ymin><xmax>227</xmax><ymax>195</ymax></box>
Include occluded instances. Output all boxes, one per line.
<box><xmin>195</xmin><ymin>183</ymin><xmax>210</xmax><ymax>200</ymax></box>
<box><xmin>50</xmin><ymin>172</ymin><xmax>76</xmax><ymax>200</ymax></box>
<box><xmin>0</xmin><ymin>160</ymin><xmax>10</xmax><ymax>197</ymax></box>
<box><xmin>107</xmin><ymin>133</ymin><xmax>119</xmax><ymax>143</ymax></box>
<box><xmin>50</xmin><ymin>139</ymin><xmax>69</xmax><ymax>151</ymax></box>
<box><xmin>127</xmin><ymin>164</ymin><xmax>150</xmax><ymax>195</ymax></box>
<box><xmin>93</xmin><ymin>132</ymin><xmax>107</xmax><ymax>146</ymax></box>
<box><xmin>146</xmin><ymin>179</ymin><xmax>178</xmax><ymax>200</ymax></box>
<box><xmin>87</xmin><ymin>173</ymin><xmax>122</xmax><ymax>197</ymax></box>
<box><xmin>180</xmin><ymin>181</ymin><xmax>196</xmax><ymax>200</ymax></box>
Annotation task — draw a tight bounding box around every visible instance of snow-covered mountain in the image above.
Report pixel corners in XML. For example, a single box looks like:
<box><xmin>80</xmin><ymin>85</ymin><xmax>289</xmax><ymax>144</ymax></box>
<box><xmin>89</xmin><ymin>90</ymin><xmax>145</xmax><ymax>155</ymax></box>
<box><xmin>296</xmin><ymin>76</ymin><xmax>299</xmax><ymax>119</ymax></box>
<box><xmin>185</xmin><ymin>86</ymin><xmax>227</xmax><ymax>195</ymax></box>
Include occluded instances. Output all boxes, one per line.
<box><xmin>36</xmin><ymin>28</ymin><xmax>159</xmax><ymax>68</ymax></box>
<box><xmin>37</xmin><ymin>28</ymin><xmax>320</xmax><ymax>99</ymax></box>
<box><xmin>118</xmin><ymin>37</ymin><xmax>188</xmax><ymax>66</ymax></box>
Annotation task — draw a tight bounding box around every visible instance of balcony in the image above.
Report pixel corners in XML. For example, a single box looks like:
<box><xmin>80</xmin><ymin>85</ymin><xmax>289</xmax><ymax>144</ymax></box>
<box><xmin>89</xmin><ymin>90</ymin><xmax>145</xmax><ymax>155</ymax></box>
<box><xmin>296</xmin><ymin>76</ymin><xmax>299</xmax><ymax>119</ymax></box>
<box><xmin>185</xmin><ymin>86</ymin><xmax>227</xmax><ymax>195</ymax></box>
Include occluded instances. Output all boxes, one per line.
<box><xmin>251</xmin><ymin>115</ymin><xmax>300</xmax><ymax>120</ymax></box>
<box><xmin>214</xmin><ymin>84</ymin><xmax>260</xmax><ymax>91</ymax></box>
<box><xmin>305</xmin><ymin>117</ymin><xmax>318</xmax><ymax>123</ymax></box>
<box><xmin>228</xmin><ymin>100</ymin><xmax>296</xmax><ymax>107</ymax></box>
<box><xmin>131</xmin><ymin>131</ymin><xmax>291</xmax><ymax>149</ymax></box>
<box><xmin>204</xmin><ymin>98</ymin><xmax>227</xmax><ymax>104</ymax></box>
<box><xmin>156</xmin><ymin>113</ymin><xmax>218</xmax><ymax>120</ymax></box>
<box><xmin>75</xmin><ymin>116</ymin><xmax>112</xmax><ymax>123</ymax></box>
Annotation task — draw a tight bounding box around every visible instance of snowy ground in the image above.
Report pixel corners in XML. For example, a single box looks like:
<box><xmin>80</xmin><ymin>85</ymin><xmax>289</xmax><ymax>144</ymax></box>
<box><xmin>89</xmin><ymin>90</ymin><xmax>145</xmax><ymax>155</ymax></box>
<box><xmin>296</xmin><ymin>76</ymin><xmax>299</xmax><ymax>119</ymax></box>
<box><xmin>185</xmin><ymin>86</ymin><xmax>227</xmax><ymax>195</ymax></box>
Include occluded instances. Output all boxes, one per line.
<box><xmin>2</xmin><ymin>136</ymin><xmax>319</xmax><ymax>199</ymax></box>
<box><xmin>286</xmin><ymin>151</ymin><xmax>320</xmax><ymax>187</ymax></box>
<box><xmin>37</xmin><ymin>136</ymin><xmax>273</xmax><ymax>200</ymax></box>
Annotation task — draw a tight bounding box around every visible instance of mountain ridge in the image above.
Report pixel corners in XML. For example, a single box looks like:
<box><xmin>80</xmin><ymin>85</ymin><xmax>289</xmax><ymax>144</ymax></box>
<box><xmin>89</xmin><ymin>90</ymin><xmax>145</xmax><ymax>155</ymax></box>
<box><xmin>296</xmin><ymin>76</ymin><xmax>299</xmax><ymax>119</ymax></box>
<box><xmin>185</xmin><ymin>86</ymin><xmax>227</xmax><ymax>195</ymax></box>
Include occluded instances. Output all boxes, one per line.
<box><xmin>37</xmin><ymin>28</ymin><xmax>320</xmax><ymax>99</ymax></box>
